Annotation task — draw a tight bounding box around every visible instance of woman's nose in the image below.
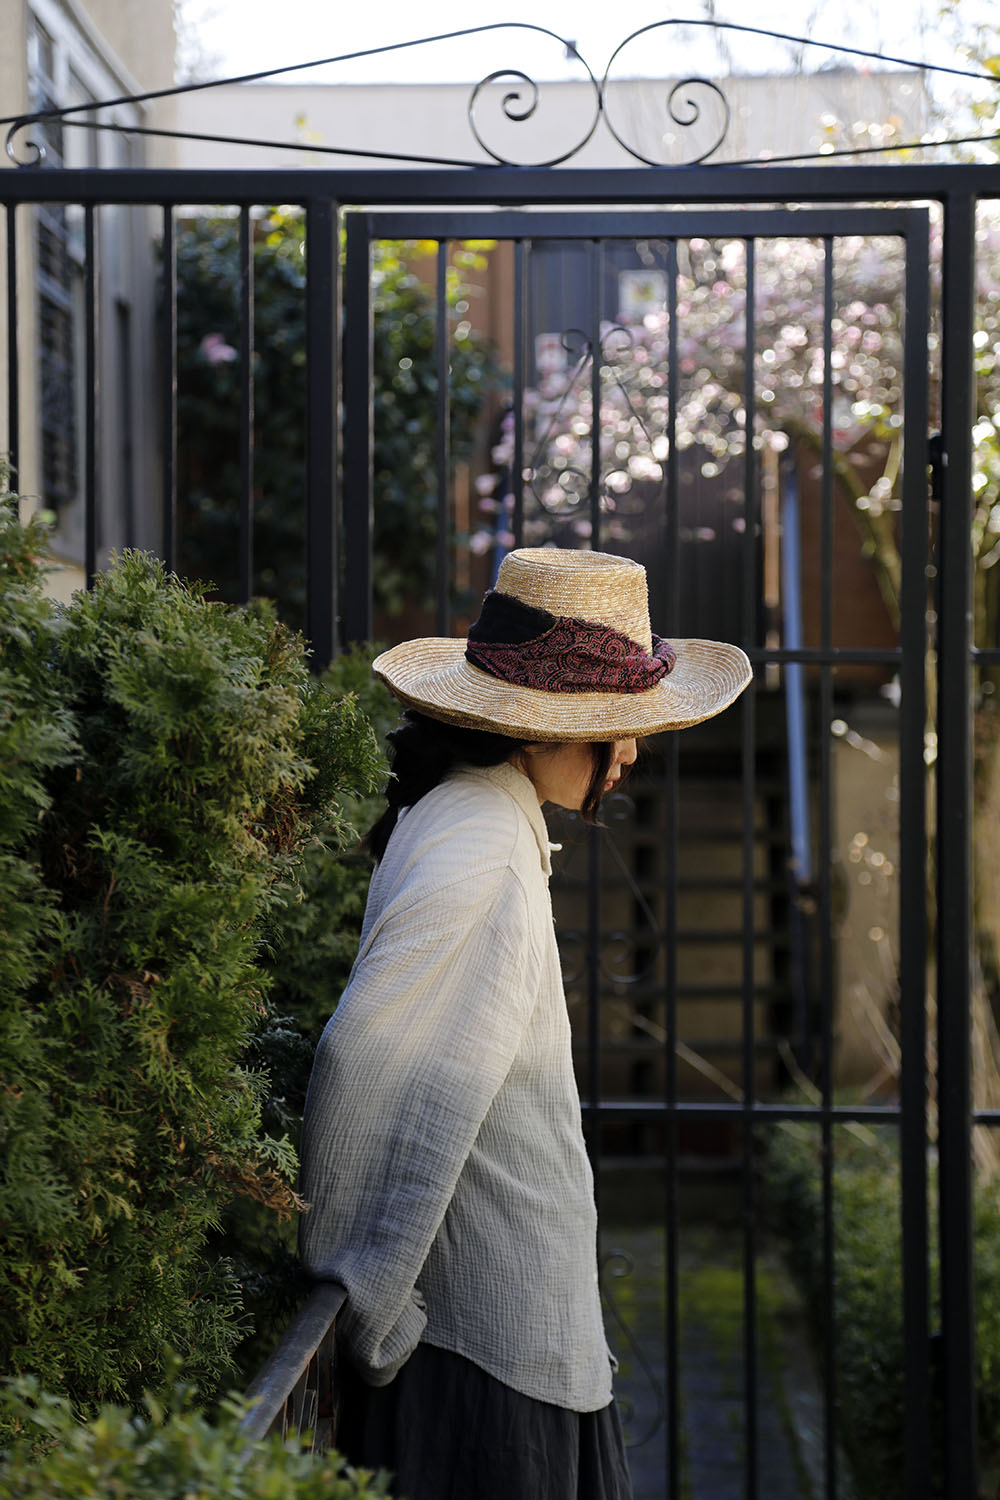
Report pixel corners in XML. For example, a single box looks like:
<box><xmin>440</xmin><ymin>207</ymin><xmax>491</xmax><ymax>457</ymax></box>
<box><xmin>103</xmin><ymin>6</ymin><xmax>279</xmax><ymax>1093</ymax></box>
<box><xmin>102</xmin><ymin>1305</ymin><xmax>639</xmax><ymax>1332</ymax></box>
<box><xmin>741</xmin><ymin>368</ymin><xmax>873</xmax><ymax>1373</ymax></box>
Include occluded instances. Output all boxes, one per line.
<box><xmin>616</xmin><ymin>738</ymin><xmax>638</xmax><ymax>766</ymax></box>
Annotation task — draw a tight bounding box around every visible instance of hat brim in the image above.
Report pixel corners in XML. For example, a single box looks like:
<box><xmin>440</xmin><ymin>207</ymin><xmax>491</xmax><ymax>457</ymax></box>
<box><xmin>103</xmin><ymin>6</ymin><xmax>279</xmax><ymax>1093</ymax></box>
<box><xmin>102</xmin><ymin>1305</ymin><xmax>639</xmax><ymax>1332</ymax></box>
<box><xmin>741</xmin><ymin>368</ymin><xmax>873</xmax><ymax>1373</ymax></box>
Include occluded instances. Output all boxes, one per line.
<box><xmin>372</xmin><ymin>637</ymin><xmax>753</xmax><ymax>741</ymax></box>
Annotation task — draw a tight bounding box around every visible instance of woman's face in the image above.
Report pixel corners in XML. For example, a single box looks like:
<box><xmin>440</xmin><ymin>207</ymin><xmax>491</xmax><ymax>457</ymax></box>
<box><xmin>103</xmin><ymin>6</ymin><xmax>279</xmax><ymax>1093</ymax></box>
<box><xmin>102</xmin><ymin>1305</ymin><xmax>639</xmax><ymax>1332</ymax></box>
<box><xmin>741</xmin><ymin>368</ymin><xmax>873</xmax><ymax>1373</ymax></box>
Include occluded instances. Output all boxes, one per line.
<box><xmin>517</xmin><ymin>738</ymin><xmax>638</xmax><ymax>811</ymax></box>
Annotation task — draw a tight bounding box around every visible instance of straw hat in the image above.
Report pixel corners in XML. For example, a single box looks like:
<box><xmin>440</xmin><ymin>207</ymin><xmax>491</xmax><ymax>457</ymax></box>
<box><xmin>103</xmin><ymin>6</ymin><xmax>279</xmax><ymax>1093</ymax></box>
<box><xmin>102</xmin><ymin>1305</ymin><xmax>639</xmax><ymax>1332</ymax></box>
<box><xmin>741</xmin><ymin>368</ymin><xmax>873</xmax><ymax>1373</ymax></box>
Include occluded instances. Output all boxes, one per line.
<box><xmin>372</xmin><ymin>548</ymin><xmax>752</xmax><ymax>741</ymax></box>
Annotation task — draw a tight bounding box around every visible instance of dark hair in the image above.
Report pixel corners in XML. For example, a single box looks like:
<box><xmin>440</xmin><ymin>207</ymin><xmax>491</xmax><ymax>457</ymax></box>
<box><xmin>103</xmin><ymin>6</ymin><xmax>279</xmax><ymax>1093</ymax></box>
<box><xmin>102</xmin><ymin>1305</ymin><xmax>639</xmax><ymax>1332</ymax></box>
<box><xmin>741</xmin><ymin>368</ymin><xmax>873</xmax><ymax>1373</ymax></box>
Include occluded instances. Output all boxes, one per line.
<box><xmin>364</xmin><ymin>710</ymin><xmax>615</xmax><ymax>861</ymax></box>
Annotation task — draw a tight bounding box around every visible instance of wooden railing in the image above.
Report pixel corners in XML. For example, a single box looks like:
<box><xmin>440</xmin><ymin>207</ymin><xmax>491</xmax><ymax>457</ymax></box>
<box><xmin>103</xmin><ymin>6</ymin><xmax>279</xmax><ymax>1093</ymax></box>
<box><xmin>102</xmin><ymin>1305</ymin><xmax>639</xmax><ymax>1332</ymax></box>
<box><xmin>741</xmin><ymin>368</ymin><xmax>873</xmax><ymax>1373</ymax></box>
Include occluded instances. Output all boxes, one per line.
<box><xmin>239</xmin><ymin>1282</ymin><xmax>346</xmax><ymax>1448</ymax></box>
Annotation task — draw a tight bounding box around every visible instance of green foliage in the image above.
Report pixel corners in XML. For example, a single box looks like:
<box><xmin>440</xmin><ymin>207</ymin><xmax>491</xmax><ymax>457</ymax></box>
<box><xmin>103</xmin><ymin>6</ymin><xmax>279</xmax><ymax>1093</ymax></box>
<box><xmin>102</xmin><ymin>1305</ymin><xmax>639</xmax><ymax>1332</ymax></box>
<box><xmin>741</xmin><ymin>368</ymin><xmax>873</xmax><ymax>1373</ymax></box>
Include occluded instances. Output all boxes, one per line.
<box><xmin>0</xmin><ymin>1373</ymin><xmax>394</xmax><ymax>1498</ymax></box>
<box><xmin>763</xmin><ymin>1125</ymin><xmax>1000</xmax><ymax>1498</ymax></box>
<box><xmin>214</xmin><ymin>645</ymin><xmax>397</xmax><ymax>1384</ymax></box>
<box><xmin>0</xmin><ymin>515</ymin><xmax>385</xmax><ymax>1420</ymax></box>
<box><xmin>174</xmin><ymin>212</ymin><xmax>503</xmax><ymax>624</ymax></box>
<box><xmin>0</xmin><ymin>510</ymin><xmax>78</xmax><ymax>1011</ymax></box>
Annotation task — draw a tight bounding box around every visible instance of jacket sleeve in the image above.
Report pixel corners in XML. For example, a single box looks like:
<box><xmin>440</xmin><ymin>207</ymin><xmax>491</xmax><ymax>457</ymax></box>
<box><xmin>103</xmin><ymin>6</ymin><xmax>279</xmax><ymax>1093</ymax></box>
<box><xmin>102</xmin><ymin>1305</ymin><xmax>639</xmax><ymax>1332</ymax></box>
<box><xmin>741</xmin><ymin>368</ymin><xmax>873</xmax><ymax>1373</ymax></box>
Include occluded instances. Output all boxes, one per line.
<box><xmin>297</xmin><ymin>865</ymin><xmax>538</xmax><ymax>1384</ymax></box>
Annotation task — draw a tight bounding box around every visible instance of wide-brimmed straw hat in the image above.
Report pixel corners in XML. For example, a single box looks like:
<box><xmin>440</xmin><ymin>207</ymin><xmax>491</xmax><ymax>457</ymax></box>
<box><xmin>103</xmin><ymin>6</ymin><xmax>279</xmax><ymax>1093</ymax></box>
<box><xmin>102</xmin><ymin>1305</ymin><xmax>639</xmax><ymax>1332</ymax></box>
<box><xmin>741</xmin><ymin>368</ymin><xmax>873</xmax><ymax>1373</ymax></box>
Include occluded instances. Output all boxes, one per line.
<box><xmin>373</xmin><ymin>548</ymin><xmax>752</xmax><ymax>741</ymax></box>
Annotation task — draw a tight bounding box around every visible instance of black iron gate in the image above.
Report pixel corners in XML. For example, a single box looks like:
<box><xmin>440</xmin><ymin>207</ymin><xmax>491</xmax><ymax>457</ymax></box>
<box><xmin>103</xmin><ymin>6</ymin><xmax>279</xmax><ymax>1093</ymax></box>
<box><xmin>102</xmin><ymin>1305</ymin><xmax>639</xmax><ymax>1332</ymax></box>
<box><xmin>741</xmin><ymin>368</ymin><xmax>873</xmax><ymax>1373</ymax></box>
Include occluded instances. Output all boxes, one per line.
<box><xmin>2</xmin><ymin>57</ymin><xmax>999</xmax><ymax>1496</ymax></box>
<box><xmin>341</xmin><ymin>202</ymin><xmax>934</xmax><ymax>1500</ymax></box>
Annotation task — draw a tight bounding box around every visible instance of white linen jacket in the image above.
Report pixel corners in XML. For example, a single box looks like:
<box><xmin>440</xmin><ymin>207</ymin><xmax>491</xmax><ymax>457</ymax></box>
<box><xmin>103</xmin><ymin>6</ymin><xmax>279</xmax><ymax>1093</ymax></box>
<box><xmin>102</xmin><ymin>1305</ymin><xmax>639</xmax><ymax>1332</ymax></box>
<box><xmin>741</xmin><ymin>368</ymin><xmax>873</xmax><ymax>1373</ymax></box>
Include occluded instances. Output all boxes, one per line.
<box><xmin>298</xmin><ymin>759</ymin><xmax>613</xmax><ymax>1412</ymax></box>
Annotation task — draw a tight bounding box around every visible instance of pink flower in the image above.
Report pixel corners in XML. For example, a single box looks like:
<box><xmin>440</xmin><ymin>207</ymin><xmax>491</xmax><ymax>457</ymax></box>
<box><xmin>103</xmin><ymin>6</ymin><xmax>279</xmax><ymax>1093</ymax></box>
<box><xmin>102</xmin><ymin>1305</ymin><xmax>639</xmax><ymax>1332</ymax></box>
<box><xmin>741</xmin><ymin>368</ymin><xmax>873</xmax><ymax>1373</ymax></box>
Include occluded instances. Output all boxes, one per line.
<box><xmin>199</xmin><ymin>332</ymin><xmax>237</xmax><ymax>364</ymax></box>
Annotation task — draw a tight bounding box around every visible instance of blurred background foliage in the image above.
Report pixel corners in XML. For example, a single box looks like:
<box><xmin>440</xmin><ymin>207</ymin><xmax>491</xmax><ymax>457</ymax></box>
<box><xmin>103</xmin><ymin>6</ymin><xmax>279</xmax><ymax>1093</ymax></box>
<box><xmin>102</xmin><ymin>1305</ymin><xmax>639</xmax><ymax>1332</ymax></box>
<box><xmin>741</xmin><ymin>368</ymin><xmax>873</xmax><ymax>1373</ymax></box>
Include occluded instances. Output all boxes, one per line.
<box><xmin>174</xmin><ymin>213</ymin><xmax>503</xmax><ymax>626</ymax></box>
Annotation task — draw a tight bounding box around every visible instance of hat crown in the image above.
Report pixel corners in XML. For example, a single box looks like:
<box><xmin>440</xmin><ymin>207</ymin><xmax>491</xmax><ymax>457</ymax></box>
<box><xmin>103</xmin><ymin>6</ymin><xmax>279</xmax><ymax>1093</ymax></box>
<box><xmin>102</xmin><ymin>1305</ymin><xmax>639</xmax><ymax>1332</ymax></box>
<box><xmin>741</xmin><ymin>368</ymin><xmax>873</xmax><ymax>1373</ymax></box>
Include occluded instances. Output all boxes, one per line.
<box><xmin>495</xmin><ymin>548</ymin><xmax>653</xmax><ymax>653</ymax></box>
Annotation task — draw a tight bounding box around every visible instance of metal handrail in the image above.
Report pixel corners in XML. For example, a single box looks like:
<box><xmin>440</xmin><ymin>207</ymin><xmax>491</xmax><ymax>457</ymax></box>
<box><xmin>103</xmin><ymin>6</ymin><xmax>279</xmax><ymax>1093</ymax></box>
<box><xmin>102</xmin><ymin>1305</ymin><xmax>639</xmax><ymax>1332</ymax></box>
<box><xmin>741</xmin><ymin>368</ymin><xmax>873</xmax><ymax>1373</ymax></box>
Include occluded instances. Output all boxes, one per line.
<box><xmin>239</xmin><ymin>1281</ymin><xmax>346</xmax><ymax>1447</ymax></box>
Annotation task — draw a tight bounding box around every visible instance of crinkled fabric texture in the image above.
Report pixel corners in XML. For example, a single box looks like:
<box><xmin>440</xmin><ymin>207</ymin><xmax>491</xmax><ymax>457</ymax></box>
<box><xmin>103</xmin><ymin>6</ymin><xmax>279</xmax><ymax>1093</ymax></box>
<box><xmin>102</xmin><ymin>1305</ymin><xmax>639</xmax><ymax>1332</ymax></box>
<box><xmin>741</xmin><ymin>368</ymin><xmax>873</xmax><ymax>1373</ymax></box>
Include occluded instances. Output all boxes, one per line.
<box><xmin>298</xmin><ymin>762</ymin><xmax>613</xmax><ymax>1411</ymax></box>
<box><xmin>336</xmin><ymin>1342</ymin><xmax>634</xmax><ymax>1500</ymax></box>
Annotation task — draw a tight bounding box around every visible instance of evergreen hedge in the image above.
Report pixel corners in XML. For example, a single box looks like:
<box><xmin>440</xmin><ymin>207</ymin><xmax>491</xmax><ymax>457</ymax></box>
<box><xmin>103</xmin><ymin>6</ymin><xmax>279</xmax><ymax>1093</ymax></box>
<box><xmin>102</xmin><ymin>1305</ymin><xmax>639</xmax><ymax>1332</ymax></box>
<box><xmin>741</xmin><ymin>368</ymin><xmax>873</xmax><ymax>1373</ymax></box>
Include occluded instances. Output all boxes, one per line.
<box><xmin>0</xmin><ymin>507</ymin><xmax>385</xmax><ymax>1418</ymax></box>
<box><xmin>216</xmin><ymin>644</ymin><xmax>398</xmax><ymax>1381</ymax></box>
<box><xmin>764</xmin><ymin>1124</ymin><xmax>1000</xmax><ymax>1498</ymax></box>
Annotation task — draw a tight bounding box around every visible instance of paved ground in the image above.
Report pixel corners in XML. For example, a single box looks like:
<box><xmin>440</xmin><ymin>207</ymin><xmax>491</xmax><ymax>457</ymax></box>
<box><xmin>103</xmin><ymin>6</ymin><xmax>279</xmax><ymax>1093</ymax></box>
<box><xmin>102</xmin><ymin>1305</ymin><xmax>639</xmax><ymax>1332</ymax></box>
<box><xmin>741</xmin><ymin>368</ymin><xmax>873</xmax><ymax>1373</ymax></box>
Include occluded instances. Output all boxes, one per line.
<box><xmin>603</xmin><ymin>1226</ymin><xmax>852</xmax><ymax>1500</ymax></box>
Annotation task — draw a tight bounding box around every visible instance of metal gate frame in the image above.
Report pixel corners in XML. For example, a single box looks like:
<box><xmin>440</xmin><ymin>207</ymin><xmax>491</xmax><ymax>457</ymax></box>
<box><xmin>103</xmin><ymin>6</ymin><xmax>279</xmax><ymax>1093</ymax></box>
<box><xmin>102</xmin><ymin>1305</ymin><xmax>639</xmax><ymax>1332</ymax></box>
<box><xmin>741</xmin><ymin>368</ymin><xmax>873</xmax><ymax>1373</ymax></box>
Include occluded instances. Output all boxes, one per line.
<box><xmin>343</xmin><ymin>199</ymin><xmax>933</xmax><ymax>1500</ymax></box>
<box><xmin>2</xmin><ymin>156</ymin><xmax>998</xmax><ymax>1498</ymax></box>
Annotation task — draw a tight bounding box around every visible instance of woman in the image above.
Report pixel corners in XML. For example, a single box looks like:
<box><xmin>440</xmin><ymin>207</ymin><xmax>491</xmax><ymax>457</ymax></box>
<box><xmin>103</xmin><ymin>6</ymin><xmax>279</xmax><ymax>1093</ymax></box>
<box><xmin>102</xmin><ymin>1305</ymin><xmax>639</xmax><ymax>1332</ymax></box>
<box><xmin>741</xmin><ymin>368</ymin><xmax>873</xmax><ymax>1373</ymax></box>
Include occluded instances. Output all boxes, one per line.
<box><xmin>299</xmin><ymin>547</ymin><xmax>750</xmax><ymax>1499</ymax></box>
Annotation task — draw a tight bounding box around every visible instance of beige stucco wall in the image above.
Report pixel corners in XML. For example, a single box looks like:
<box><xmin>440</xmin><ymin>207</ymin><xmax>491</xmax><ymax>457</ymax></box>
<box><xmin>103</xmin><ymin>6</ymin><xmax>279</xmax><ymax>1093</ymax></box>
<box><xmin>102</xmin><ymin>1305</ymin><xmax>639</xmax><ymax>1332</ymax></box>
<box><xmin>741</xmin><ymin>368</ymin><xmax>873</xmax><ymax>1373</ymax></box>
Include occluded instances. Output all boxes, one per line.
<box><xmin>0</xmin><ymin>0</ymin><xmax>175</xmax><ymax>595</ymax></box>
<box><xmin>173</xmin><ymin>69</ymin><xmax>930</xmax><ymax>172</ymax></box>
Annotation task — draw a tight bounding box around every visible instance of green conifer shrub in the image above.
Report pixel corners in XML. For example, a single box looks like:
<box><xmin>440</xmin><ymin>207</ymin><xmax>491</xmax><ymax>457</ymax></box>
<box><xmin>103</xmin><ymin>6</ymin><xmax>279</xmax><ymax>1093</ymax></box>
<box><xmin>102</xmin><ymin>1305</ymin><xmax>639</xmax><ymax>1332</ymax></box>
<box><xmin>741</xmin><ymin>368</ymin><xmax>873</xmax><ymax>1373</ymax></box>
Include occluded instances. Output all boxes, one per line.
<box><xmin>0</xmin><ymin>1373</ymin><xmax>394</xmax><ymax>1498</ymax></box>
<box><xmin>0</xmin><ymin>513</ymin><xmax>385</xmax><ymax>1417</ymax></box>
<box><xmin>214</xmin><ymin>644</ymin><xmax>399</xmax><ymax>1382</ymax></box>
<box><xmin>764</xmin><ymin>1124</ymin><xmax>1000</xmax><ymax>1497</ymax></box>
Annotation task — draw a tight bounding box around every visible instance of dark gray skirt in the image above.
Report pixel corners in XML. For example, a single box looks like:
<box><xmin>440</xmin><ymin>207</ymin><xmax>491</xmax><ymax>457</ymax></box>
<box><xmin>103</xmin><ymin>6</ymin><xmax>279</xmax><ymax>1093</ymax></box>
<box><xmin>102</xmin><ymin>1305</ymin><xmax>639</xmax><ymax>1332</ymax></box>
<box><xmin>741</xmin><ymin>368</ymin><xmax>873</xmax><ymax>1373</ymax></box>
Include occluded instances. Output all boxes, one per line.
<box><xmin>335</xmin><ymin>1341</ymin><xmax>633</xmax><ymax>1500</ymax></box>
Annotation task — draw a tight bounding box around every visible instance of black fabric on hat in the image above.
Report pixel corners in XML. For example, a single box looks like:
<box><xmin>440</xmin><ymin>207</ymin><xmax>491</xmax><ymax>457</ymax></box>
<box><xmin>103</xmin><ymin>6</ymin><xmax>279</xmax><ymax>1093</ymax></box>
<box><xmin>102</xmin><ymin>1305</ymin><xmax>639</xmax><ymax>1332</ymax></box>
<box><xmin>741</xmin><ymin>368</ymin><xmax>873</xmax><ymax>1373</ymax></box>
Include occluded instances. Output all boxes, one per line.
<box><xmin>466</xmin><ymin>589</ymin><xmax>555</xmax><ymax>646</ymax></box>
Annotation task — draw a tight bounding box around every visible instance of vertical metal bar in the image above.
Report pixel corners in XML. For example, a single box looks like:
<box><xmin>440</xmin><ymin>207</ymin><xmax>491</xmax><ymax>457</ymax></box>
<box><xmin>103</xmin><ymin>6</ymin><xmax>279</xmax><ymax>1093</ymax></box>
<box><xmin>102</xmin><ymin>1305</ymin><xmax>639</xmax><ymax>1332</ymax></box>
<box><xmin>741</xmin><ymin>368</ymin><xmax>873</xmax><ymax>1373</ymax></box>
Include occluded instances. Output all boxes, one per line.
<box><xmin>435</xmin><ymin>241</ymin><xmax>451</xmax><ymax>635</ymax></box>
<box><xmin>5</xmin><ymin>205</ymin><xmax>19</xmax><ymax>496</ymax></box>
<box><xmin>819</xmin><ymin>234</ymin><xmax>837</xmax><ymax>1500</ymax></box>
<box><xmin>937</xmin><ymin>191</ymin><xmax>978</xmax><ymax>1500</ymax></box>
<box><xmin>512</xmin><ymin>239</ymin><xmax>526</xmax><ymax>549</ymax></box>
<box><xmin>741</xmin><ymin>236</ymin><xmax>759</xmax><ymax>1500</ymax></box>
<box><xmin>305</xmin><ymin>197</ymin><xmax>339</xmax><ymax>667</ymax></box>
<box><xmin>342</xmin><ymin>213</ymin><xmax>372</xmax><ymax>647</ymax></box>
<box><xmin>587</xmin><ymin>236</ymin><xmax>603</xmax><ymax>1211</ymax></box>
<box><xmin>664</xmin><ymin>234</ymin><xmax>680</xmax><ymax>1500</ymax></box>
<box><xmin>161</xmin><ymin>205</ymin><xmax>177</xmax><ymax>571</ymax></box>
<box><xmin>238</xmin><ymin>205</ymin><xmax>255</xmax><ymax>604</ymax></box>
<box><xmin>589</xmin><ymin>239</ymin><xmax>602</xmax><ymax>544</ymax></box>
<box><xmin>84</xmin><ymin>204</ymin><xmax>98</xmax><ymax>587</ymax></box>
<box><xmin>899</xmin><ymin>213</ymin><xmax>932</xmax><ymax>1500</ymax></box>
<box><xmin>587</xmin><ymin>829</ymin><xmax>602</xmax><ymax>1224</ymax></box>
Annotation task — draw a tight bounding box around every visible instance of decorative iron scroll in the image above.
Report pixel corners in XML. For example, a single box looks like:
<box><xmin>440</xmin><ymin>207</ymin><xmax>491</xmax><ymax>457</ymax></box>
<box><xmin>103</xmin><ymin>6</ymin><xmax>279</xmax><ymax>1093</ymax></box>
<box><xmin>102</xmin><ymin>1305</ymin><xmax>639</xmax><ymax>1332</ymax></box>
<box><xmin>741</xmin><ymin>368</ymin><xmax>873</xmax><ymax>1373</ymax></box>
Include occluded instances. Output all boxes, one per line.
<box><xmin>3</xmin><ymin>18</ymin><xmax>1000</xmax><ymax>169</ymax></box>
<box><xmin>601</xmin><ymin>1248</ymin><xmax>667</xmax><ymax>1449</ymax></box>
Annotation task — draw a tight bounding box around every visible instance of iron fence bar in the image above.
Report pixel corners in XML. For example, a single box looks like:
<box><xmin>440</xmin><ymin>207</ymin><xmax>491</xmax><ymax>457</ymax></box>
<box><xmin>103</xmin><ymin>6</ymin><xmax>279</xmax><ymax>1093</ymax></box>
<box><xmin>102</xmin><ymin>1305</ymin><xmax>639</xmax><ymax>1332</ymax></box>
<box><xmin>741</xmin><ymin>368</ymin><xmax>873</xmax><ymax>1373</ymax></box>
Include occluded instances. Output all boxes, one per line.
<box><xmin>589</xmin><ymin>239</ymin><xmax>602</xmax><ymax>544</ymax></box>
<box><xmin>937</xmin><ymin>190</ymin><xmax>977</xmax><ymax>1499</ymax></box>
<box><xmin>239</xmin><ymin>1281</ymin><xmax>346</xmax><ymax>1443</ymax></box>
<box><xmin>512</xmin><ymin>239</ymin><xmax>526</xmax><ymax>548</ymax></box>
<box><xmin>161</xmin><ymin>205</ymin><xmax>177</xmax><ymax>571</ymax></box>
<box><xmin>342</xmin><ymin>214</ymin><xmax>372</xmax><ymax>647</ymax></box>
<box><xmin>365</xmin><ymin>210</ymin><xmax>927</xmax><ymax>241</ymax></box>
<box><xmin>819</xmin><ymin>234</ymin><xmax>837</xmax><ymax>1500</ymax></box>
<box><xmin>435</xmin><ymin>241</ymin><xmax>451</xmax><ymax>635</ymax></box>
<box><xmin>305</xmin><ymin>197</ymin><xmax>339</xmax><ymax>667</ymax></box>
<box><xmin>972</xmin><ymin>647</ymin><xmax>1000</xmax><ymax>663</ymax></box>
<box><xmin>4</xmin><ymin>164</ymin><xmax>1000</xmax><ymax>209</ymax></box>
<box><xmin>238</xmin><ymin>205</ymin><xmax>254</xmax><ymax>604</ymax></box>
<box><xmin>582</xmin><ymin>1100</ymin><xmax>907</xmax><ymax>1121</ymax></box>
<box><xmin>740</xmin><ymin>235</ymin><xmax>759</xmax><ymax>1500</ymax></box>
<box><xmin>587</xmin><ymin>237</ymin><xmax>603</xmax><ymax>1221</ymax></box>
<box><xmin>5</xmin><ymin>205</ymin><xmax>18</xmax><ymax>494</ymax></box>
<box><xmin>747</xmin><ymin>646</ymin><xmax>901</xmax><ymax>664</ymax></box>
<box><xmin>664</xmin><ymin>235</ymin><xmax>680</xmax><ymax>1500</ymax></box>
<box><xmin>84</xmin><ymin>204</ymin><xmax>98</xmax><ymax>587</ymax></box>
<box><xmin>899</xmin><ymin>211</ymin><xmax>932</xmax><ymax>1500</ymax></box>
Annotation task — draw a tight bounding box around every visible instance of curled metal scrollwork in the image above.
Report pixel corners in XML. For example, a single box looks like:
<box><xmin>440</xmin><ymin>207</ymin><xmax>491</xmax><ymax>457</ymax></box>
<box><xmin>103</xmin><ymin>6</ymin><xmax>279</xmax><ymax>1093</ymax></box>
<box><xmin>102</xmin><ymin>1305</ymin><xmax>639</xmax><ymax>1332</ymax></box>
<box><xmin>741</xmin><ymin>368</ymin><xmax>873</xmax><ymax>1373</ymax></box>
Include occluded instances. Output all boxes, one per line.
<box><xmin>601</xmin><ymin>22</ymin><xmax>734</xmax><ymax>166</ymax></box>
<box><xmin>464</xmin><ymin>24</ymin><xmax>602</xmax><ymax>168</ymax></box>
<box><xmin>5</xmin><ymin>17</ymin><xmax>998</xmax><ymax>170</ymax></box>
<box><xmin>468</xmin><ymin>69</ymin><xmax>540</xmax><ymax>165</ymax></box>
<box><xmin>6</xmin><ymin>116</ymin><xmax>49</xmax><ymax>167</ymax></box>
<box><xmin>600</xmin><ymin>1249</ymin><xmax>667</xmax><ymax>1449</ymax></box>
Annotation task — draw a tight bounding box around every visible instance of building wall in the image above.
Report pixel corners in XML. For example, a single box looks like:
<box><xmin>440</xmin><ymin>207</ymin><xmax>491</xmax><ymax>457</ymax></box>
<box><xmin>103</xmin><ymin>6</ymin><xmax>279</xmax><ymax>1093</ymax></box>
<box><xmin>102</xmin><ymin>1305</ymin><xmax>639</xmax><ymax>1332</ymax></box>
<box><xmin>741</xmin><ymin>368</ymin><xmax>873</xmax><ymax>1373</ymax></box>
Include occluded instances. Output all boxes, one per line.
<box><xmin>0</xmin><ymin>0</ymin><xmax>175</xmax><ymax>595</ymax></box>
<box><xmin>173</xmin><ymin>70</ymin><xmax>930</xmax><ymax>172</ymax></box>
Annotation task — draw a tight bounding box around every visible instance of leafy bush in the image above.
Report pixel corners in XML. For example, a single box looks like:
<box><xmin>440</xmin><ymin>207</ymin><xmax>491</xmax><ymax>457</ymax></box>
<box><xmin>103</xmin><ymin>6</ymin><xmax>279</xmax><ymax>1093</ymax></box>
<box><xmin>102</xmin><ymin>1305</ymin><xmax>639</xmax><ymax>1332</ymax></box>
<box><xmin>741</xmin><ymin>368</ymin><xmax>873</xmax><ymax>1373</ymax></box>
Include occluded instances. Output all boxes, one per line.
<box><xmin>174</xmin><ymin>214</ymin><xmax>503</xmax><ymax>624</ymax></box>
<box><xmin>215</xmin><ymin>644</ymin><xmax>398</xmax><ymax>1381</ymax></box>
<box><xmin>764</xmin><ymin>1124</ymin><xmax>1000</xmax><ymax>1498</ymax></box>
<box><xmin>0</xmin><ymin>511</ymin><xmax>384</xmax><ymax>1417</ymax></box>
<box><xmin>0</xmin><ymin>1373</ymin><xmax>393</xmax><ymax>1498</ymax></box>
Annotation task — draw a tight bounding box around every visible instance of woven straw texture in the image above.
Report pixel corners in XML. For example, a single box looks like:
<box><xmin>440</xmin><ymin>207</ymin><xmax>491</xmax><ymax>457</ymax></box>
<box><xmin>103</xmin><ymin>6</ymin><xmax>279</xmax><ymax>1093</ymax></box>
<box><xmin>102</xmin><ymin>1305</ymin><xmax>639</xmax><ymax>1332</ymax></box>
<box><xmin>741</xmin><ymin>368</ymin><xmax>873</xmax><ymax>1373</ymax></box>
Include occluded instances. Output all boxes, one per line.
<box><xmin>373</xmin><ymin>548</ymin><xmax>752</xmax><ymax>740</ymax></box>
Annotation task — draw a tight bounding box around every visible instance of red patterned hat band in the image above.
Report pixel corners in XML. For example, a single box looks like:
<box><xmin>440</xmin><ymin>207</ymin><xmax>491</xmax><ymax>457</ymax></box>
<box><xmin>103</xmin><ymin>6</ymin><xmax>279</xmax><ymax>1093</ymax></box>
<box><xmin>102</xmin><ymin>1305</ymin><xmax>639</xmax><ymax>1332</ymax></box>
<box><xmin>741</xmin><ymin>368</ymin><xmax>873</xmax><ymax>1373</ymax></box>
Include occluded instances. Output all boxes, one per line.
<box><xmin>465</xmin><ymin>589</ymin><xmax>676</xmax><ymax>695</ymax></box>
